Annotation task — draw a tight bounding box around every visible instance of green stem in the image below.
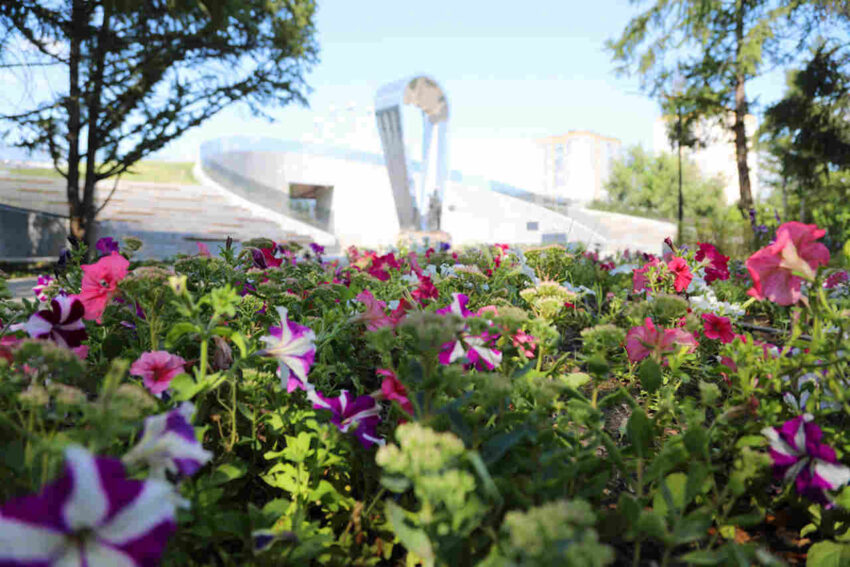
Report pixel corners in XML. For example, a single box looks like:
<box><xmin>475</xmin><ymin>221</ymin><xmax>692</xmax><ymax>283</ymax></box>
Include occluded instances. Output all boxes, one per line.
<box><xmin>632</xmin><ymin>460</ymin><xmax>644</xmax><ymax>567</ymax></box>
<box><xmin>229</xmin><ymin>379</ymin><xmax>238</xmax><ymax>451</ymax></box>
<box><xmin>198</xmin><ymin>338</ymin><xmax>209</xmax><ymax>382</ymax></box>
<box><xmin>363</xmin><ymin>487</ymin><xmax>387</xmax><ymax>519</ymax></box>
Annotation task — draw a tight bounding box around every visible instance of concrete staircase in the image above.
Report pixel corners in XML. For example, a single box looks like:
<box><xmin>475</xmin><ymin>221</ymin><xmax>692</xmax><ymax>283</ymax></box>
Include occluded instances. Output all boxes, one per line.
<box><xmin>0</xmin><ymin>174</ymin><xmax>317</xmax><ymax>258</ymax></box>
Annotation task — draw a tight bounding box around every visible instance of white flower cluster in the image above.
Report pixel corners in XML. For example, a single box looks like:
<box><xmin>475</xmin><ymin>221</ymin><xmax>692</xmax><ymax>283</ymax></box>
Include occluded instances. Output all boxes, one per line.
<box><xmin>688</xmin><ymin>288</ymin><xmax>746</xmax><ymax>319</ymax></box>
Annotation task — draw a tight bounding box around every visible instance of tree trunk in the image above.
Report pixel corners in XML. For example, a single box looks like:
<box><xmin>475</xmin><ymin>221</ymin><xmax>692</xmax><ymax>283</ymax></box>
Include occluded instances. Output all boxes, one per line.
<box><xmin>81</xmin><ymin>3</ymin><xmax>113</xmax><ymax>256</ymax></box>
<box><xmin>733</xmin><ymin>1</ymin><xmax>753</xmax><ymax>214</ymax></box>
<box><xmin>66</xmin><ymin>0</ymin><xmax>85</xmax><ymax>244</ymax></box>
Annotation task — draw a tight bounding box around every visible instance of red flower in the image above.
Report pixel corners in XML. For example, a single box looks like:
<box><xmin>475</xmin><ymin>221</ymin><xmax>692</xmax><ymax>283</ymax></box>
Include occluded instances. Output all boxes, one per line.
<box><xmin>667</xmin><ymin>256</ymin><xmax>693</xmax><ymax>292</ymax></box>
<box><xmin>701</xmin><ymin>313</ymin><xmax>735</xmax><ymax>344</ymax></box>
<box><xmin>77</xmin><ymin>252</ymin><xmax>129</xmax><ymax>323</ymax></box>
<box><xmin>746</xmin><ymin>221</ymin><xmax>830</xmax><ymax>305</ymax></box>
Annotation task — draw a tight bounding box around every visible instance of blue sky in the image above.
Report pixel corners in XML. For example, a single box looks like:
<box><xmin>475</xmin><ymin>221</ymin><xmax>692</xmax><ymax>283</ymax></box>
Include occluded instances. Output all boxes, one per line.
<box><xmin>3</xmin><ymin>1</ymin><xmax>792</xmax><ymax>179</ymax></box>
<box><xmin>166</xmin><ymin>0</ymin><xmax>792</xmax><ymax>178</ymax></box>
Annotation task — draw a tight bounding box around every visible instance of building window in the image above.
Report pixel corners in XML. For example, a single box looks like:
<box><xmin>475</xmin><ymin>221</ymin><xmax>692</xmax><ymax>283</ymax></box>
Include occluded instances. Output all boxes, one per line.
<box><xmin>527</xmin><ymin>221</ymin><xmax>539</xmax><ymax>231</ymax></box>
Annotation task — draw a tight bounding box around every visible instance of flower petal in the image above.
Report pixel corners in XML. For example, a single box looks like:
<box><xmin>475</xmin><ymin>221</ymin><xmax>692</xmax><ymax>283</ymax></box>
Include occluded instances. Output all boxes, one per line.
<box><xmin>62</xmin><ymin>446</ymin><xmax>110</xmax><ymax>531</ymax></box>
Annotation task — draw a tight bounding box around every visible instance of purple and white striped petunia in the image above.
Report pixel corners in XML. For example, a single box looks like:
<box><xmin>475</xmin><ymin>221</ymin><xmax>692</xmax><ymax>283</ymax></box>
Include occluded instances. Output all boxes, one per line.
<box><xmin>436</xmin><ymin>293</ymin><xmax>502</xmax><ymax>371</ymax></box>
<box><xmin>435</xmin><ymin>292</ymin><xmax>474</xmax><ymax>318</ymax></box>
<box><xmin>259</xmin><ymin>307</ymin><xmax>317</xmax><ymax>393</ymax></box>
<box><xmin>308</xmin><ymin>390</ymin><xmax>384</xmax><ymax>448</ymax></box>
<box><xmin>439</xmin><ymin>330</ymin><xmax>503</xmax><ymax>371</ymax></box>
<box><xmin>0</xmin><ymin>446</ymin><xmax>178</xmax><ymax>566</ymax></box>
<box><xmin>32</xmin><ymin>275</ymin><xmax>54</xmax><ymax>302</ymax></box>
<box><xmin>12</xmin><ymin>293</ymin><xmax>87</xmax><ymax>348</ymax></box>
<box><xmin>123</xmin><ymin>402</ymin><xmax>213</xmax><ymax>478</ymax></box>
<box><xmin>762</xmin><ymin>414</ymin><xmax>850</xmax><ymax>506</ymax></box>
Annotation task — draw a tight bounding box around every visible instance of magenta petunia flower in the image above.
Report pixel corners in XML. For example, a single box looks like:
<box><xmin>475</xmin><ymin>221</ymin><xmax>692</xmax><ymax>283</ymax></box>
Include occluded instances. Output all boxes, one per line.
<box><xmin>746</xmin><ymin>221</ymin><xmax>830</xmax><ymax>306</ymax></box>
<box><xmin>625</xmin><ymin>318</ymin><xmax>698</xmax><ymax>363</ymax></box>
<box><xmin>351</xmin><ymin>289</ymin><xmax>393</xmax><ymax>331</ymax></box>
<box><xmin>378</xmin><ymin>368</ymin><xmax>413</xmax><ymax>416</ymax></box>
<box><xmin>13</xmin><ymin>293</ymin><xmax>87</xmax><ymax>349</ymax></box>
<box><xmin>259</xmin><ymin>307</ymin><xmax>317</xmax><ymax>393</ymax></box>
<box><xmin>763</xmin><ymin>415</ymin><xmax>850</xmax><ymax>506</ymax></box>
<box><xmin>632</xmin><ymin>257</ymin><xmax>662</xmax><ymax>293</ymax></box>
<box><xmin>701</xmin><ymin>313</ymin><xmax>735</xmax><ymax>344</ymax></box>
<box><xmin>0</xmin><ymin>446</ymin><xmax>178</xmax><ymax>566</ymax></box>
<box><xmin>512</xmin><ymin>329</ymin><xmax>538</xmax><ymax>358</ymax></box>
<box><xmin>77</xmin><ymin>252</ymin><xmax>130</xmax><ymax>323</ymax></box>
<box><xmin>95</xmin><ymin>237</ymin><xmax>120</xmax><ymax>256</ymax></box>
<box><xmin>824</xmin><ymin>270</ymin><xmax>849</xmax><ymax>290</ymax></box>
<box><xmin>32</xmin><ymin>274</ymin><xmax>54</xmax><ymax>302</ymax></box>
<box><xmin>411</xmin><ymin>275</ymin><xmax>439</xmax><ymax>304</ymax></box>
<box><xmin>308</xmin><ymin>389</ymin><xmax>383</xmax><ymax>448</ymax></box>
<box><xmin>436</xmin><ymin>293</ymin><xmax>502</xmax><ymax>371</ymax></box>
<box><xmin>196</xmin><ymin>242</ymin><xmax>211</xmax><ymax>257</ymax></box>
<box><xmin>123</xmin><ymin>402</ymin><xmax>213</xmax><ymax>478</ymax></box>
<box><xmin>435</xmin><ymin>292</ymin><xmax>474</xmax><ymax>318</ymax></box>
<box><xmin>695</xmin><ymin>242</ymin><xmax>730</xmax><ymax>284</ymax></box>
<box><xmin>130</xmin><ymin>351</ymin><xmax>187</xmax><ymax>396</ymax></box>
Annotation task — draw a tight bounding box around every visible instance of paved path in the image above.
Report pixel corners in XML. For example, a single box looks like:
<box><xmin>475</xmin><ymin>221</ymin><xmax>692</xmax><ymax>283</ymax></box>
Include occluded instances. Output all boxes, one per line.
<box><xmin>5</xmin><ymin>277</ymin><xmax>37</xmax><ymax>302</ymax></box>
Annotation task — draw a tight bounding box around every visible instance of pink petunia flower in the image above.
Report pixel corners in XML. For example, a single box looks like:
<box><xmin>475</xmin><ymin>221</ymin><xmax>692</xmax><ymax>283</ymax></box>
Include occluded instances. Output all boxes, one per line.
<box><xmin>746</xmin><ymin>221</ymin><xmax>830</xmax><ymax>306</ymax></box>
<box><xmin>76</xmin><ymin>251</ymin><xmax>130</xmax><ymax>323</ymax></box>
<box><xmin>196</xmin><ymin>242</ymin><xmax>211</xmax><ymax>257</ymax></box>
<box><xmin>702</xmin><ymin>313</ymin><xmax>735</xmax><ymax>344</ymax></box>
<box><xmin>625</xmin><ymin>318</ymin><xmax>698</xmax><ymax>363</ymax></box>
<box><xmin>512</xmin><ymin>329</ymin><xmax>537</xmax><ymax>358</ymax></box>
<box><xmin>130</xmin><ymin>350</ymin><xmax>187</xmax><ymax>396</ymax></box>
<box><xmin>632</xmin><ymin>257</ymin><xmax>662</xmax><ymax>293</ymax></box>
<box><xmin>667</xmin><ymin>256</ymin><xmax>693</xmax><ymax>292</ymax></box>
<box><xmin>352</xmin><ymin>289</ymin><xmax>393</xmax><ymax>331</ymax></box>
<box><xmin>377</xmin><ymin>368</ymin><xmax>413</xmax><ymax>416</ymax></box>
<box><xmin>763</xmin><ymin>414</ymin><xmax>850</xmax><ymax>507</ymax></box>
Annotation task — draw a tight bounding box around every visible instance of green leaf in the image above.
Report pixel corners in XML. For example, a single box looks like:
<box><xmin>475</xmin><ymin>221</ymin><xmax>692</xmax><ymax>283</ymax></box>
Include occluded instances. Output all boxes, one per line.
<box><xmin>230</xmin><ymin>332</ymin><xmax>248</xmax><ymax>358</ymax></box>
<box><xmin>386</xmin><ymin>501</ymin><xmax>434</xmax><ymax>567</ymax></box>
<box><xmin>627</xmin><ymin>408</ymin><xmax>653</xmax><ymax>459</ymax></box>
<box><xmin>833</xmin><ymin>486</ymin><xmax>850</xmax><ymax>510</ymax></box>
<box><xmin>679</xmin><ymin>549</ymin><xmax>725</xmax><ymax>565</ymax></box>
<box><xmin>560</xmin><ymin>372</ymin><xmax>592</xmax><ymax>389</ymax></box>
<box><xmin>653</xmin><ymin>472</ymin><xmax>687</xmax><ymax>517</ymax></box>
<box><xmin>168</xmin><ymin>373</ymin><xmax>204</xmax><ymax>401</ymax></box>
<box><xmin>672</xmin><ymin>510</ymin><xmax>712</xmax><ymax>544</ymax></box>
<box><xmin>636</xmin><ymin>510</ymin><xmax>668</xmax><ymax>541</ymax></box>
<box><xmin>806</xmin><ymin>541</ymin><xmax>850</xmax><ymax>567</ymax></box>
<box><xmin>166</xmin><ymin>322</ymin><xmax>200</xmax><ymax>348</ymax></box>
<box><xmin>683</xmin><ymin>427</ymin><xmax>708</xmax><ymax>459</ymax></box>
<box><xmin>210</xmin><ymin>462</ymin><xmax>247</xmax><ymax>486</ymax></box>
<box><xmin>698</xmin><ymin>381</ymin><xmax>721</xmax><ymax>406</ymax></box>
<box><xmin>638</xmin><ymin>358</ymin><xmax>662</xmax><ymax>393</ymax></box>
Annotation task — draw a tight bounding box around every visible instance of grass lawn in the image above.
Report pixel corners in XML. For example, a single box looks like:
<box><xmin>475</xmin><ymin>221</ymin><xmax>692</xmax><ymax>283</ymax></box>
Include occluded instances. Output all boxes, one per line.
<box><xmin>4</xmin><ymin>161</ymin><xmax>198</xmax><ymax>184</ymax></box>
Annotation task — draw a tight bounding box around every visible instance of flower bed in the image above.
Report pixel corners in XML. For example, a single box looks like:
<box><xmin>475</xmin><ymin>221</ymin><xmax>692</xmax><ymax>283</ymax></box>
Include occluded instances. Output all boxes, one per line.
<box><xmin>0</xmin><ymin>226</ymin><xmax>849</xmax><ymax>566</ymax></box>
